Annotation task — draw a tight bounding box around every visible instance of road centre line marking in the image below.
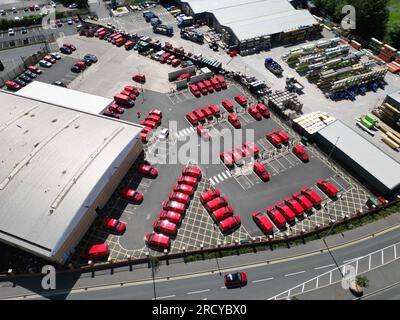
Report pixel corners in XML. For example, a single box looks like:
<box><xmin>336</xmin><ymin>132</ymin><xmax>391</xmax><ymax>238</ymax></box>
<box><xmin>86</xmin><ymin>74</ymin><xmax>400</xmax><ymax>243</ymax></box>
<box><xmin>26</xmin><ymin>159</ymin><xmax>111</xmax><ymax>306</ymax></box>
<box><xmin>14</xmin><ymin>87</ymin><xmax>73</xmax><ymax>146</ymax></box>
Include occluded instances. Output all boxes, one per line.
<box><xmin>252</xmin><ymin>277</ymin><xmax>274</xmax><ymax>283</ymax></box>
<box><xmin>152</xmin><ymin>294</ymin><xmax>176</xmax><ymax>300</ymax></box>
<box><xmin>285</xmin><ymin>270</ymin><xmax>306</xmax><ymax>277</ymax></box>
<box><xmin>187</xmin><ymin>289</ymin><xmax>210</xmax><ymax>295</ymax></box>
<box><xmin>314</xmin><ymin>264</ymin><xmax>335</xmax><ymax>270</ymax></box>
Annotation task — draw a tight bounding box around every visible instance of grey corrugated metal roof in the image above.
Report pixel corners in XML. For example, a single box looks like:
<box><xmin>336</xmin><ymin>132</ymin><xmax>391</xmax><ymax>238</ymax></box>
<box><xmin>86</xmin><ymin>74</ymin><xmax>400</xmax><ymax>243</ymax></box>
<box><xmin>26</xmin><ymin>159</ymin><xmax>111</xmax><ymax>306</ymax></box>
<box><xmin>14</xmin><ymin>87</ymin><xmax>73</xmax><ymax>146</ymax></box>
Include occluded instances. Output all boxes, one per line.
<box><xmin>0</xmin><ymin>91</ymin><xmax>142</xmax><ymax>258</ymax></box>
<box><xmin>316</xmin><ymin>120</ymin><xmax>400</xmax><ymax>190</ymax></box>
<box><xmin>16</xmin><ymin>81</ymin><xmax>113</xmax><ymax>114</ymax></box>
<box><xmin>182</xmin><ymin>0</ymin><xmax>317</xmax><ymax>41</ymax></box>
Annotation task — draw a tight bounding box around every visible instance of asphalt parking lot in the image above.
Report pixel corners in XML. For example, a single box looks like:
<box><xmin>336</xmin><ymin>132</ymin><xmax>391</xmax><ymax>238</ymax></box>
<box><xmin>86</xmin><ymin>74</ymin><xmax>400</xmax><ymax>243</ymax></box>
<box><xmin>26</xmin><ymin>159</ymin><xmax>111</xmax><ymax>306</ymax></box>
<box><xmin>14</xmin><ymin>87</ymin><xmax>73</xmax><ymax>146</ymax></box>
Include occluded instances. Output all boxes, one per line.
<box><xmin>31</xmin><ymin>54</ymin><xmax>80</xmax><ymax>86</ymax></box>
<box><xmin>58</xmin><ymin>16</ymin><xmax>373</xmax><ymax>261</ymax></box>
<box><xmin>71</xmin><ymin>75</ymin><xmax>370</xmax><ymax>261</ymax></box>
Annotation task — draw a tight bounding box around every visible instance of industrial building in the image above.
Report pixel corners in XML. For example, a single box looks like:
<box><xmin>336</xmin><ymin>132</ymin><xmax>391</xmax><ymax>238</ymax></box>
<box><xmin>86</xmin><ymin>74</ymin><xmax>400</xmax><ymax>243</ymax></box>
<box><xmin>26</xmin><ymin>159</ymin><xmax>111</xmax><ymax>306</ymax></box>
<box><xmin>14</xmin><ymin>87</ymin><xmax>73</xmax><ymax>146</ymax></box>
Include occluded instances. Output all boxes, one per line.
<box><xmin>15</xmin><ymin>81</ymin><xmax>114</xmax><ymax>114</ymax></box>
<box><xmin>0</xmin><ymin>90</ymin><xmax>143</xmax><ymax>264</ymax></box>
<box><xmin>179</xmin><ymin>0</ymin><xmax>321</xmax><ymax>54</ymax></box>
<box><xmin>315</xmin><ymin>120</ymin><xmax>400</xmax><ymax>197</ymax></box>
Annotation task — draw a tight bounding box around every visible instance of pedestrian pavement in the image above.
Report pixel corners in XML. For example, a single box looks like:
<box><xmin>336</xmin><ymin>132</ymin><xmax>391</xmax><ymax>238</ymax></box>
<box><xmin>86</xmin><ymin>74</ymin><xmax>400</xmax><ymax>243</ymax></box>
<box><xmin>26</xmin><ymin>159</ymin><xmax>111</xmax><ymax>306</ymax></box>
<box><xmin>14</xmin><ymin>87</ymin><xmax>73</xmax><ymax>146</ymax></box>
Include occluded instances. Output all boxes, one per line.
<box><xmin>296</xmin><ymin>257</ymin><xmax>400</xmax><ymax>300</ymax></box>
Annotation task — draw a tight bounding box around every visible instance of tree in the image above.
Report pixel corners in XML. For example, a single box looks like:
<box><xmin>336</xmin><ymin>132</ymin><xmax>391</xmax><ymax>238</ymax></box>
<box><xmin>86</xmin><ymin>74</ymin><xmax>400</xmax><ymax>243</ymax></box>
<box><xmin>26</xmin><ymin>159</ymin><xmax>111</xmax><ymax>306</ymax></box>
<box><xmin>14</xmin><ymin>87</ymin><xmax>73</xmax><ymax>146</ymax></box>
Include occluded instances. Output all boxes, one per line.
<box><xmin>355</xmin><ymin>275</ymin><xmax>370</xmax><ymax>289</ymax></box>
<box><xmin>314</xmin><ymin>0</ymin><xmax>389</xmax><ymax>41</ymax></box>
<box><xmin>386</xmin><ymin>24</ymin><xmax>400</xmax><ymax>49</ymax></box>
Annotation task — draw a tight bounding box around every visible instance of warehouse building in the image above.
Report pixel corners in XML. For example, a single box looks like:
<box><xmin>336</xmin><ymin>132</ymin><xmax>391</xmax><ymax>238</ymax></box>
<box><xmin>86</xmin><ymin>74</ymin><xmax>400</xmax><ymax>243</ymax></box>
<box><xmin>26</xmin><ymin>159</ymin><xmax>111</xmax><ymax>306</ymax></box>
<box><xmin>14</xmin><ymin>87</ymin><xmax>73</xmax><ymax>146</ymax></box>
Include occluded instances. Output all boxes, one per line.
<box><xmin>315</xmin><ymin>120</ymin><xmax>400</xmax><ymax>197</ymax></box>
<box><xmin>179</xmin><ymin>0</ymin><xmax>321</xmax><ymax>54</ymax></box>
<box><xmin>15</xmin><ymin>81</ymin><xmax>113</xmax><ymax>114</ymax></box>
<box><xmin>0</xmin><ymin>90</ymin><xmax>143</xmax><ymax>264</ymax></box>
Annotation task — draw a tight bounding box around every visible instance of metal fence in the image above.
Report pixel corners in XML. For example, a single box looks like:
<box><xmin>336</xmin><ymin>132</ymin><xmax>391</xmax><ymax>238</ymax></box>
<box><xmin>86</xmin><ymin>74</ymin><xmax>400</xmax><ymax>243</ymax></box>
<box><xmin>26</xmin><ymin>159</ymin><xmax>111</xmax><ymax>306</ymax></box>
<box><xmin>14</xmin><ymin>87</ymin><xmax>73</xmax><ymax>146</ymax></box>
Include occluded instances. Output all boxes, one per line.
<box><xmin>0</xmin><ymin>45</ymin><xmax>51</xmax><ymax>86</ymax></box>
<box><xmin>0</xmin><ymin>33</ymin><xmax>56</xmax><ymax>51</ymax></box>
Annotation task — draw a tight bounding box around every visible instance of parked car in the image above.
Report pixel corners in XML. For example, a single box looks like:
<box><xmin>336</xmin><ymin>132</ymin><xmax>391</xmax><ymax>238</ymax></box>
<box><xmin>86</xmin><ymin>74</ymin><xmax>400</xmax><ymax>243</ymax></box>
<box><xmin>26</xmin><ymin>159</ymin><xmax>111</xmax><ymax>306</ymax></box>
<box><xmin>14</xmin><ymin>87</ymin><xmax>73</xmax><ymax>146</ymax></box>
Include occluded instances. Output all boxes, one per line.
<box><xmin>220</xmin><ymin>152</ymin><xmax>234</xmax><ymax>167</ymax></box>
<box><xmin>82</xmin><ymin>244</ymin><xmax>109</xmax><ymax>259</ymax></box>
<box><xmin>227</xmin><ymin>114</ymin><xmax>241</xmax><ymax>128</ymax></box>
<box><xmin>193</xmin><ymin>109</ymin><xmax>206</xmax><ymax>122</ymax></box>
<box><xmin>197</xmin><ymin>125</ymin><xmax>210</xmax><ymax>141</ymax></box>
<box><xmin>234</xmin><ymin>95</ymin><xmax>247</xmax><ymax>106</ymax></box>
<box><xmin>137</xmin><ymin>164</ymin><xmax>158</xmax><ymax>178</ymax></box>
<box><xmin>8</xmin><ymin>28</ymin><xmax>15</xmax><ymax>36</ymax></box>
<box><xmin>182</xmin><ymin>166</ymin><xmax>202</xmax><ymax>179</ymax></box>
<box><xmin>169</xmin><ymin>191</ymin><xmax>190</xmax><ymax>205</ymax></box>
<box><xmin>189</xmin><ymin>84</ymin><xmax>201</xmax><ymax>97</ymax></box>
<box><xmin>243</xmin><ymin>141</ymin><xmax>260</xmax><ymax>157</ymax></box>
<box><xmin>145</xmin><ymin>232</ymin><xmax>170</xmax><ymax>250</ymax></box>
<box><xmin>108</xmin><ymin>104</ymin><xmax>125</xmax><ymax>114</ymax></box>
<box><xmin>63</xmin><ymin>42</ymin><xmax>76</xmax><ymax>51</ymax></box>
<box><xmin>208</xmin><ymin>104</ymin><xmax>220</xmax><ymax>116</ymax></box>
<box><xmin>177</xmin><ymin>175</ymin><xmax>198</xmax><ymax>188</ymax></box>
<box><xmin>253</xmin><ymin>162</ymin><xmax>270</xmax><ymax>181</ymax></box>
<box><xmin>266</xmin><ymin>132</ymin><xmax>282</xmax><ymax>147</ymax></box>
<box><xmin>159</xmin><ymin>210</ymin><xmax>183</xmax><ymax>225</ymax></box>
<box><xmin>52</xmin><ymin>81</ymin><xmax>66</xmax><ymax>87</ymax></box>
<box><xmin>196</xmin><ymin>81</ymin><xmax>208</xmax><ymax>95</ymax></box>
<box><xmin>5</xmin><ymin>80</ymin><xmax>21</xmax><ymax>91</ymax></box>
<box><xmin>24</xmin><ymin>71</ymin><xmax>37</xmax><ymax>78</ymax></box>
<box><xmin>120</xmin><ymin>188</ymin><xmax>143</xmax><ymax>203</ymax></box>
<box><xmin>219</xmin><ymin>215</ymin><xmax>241</xmax><ymax>233</ymax></box>
<box><xmin>253</xmin><ymin>211</ymin><xmax>274</xmax><ymax>234</ymax></box>
<box><xmin>284</xmin><ymin>196</ymin><xmax>305</xmax><ymax>218</ymax></box>
<box><xmin>300</xmin><ymin>187</ymin><xmax>322</xmax><ymax>207</ymax></box>
<box><xmin>212</xmin><ymin>205</ymin><xmax>234</xmax><ymax>222</ymax></box>
<box><xmin>84</xmin><ymin>53</ymin><xmax>97</xmax><ymax>63</ymax></box>
<box><xmin>274</xmin><ymin>130</ymin><xmax>289</xmax><ymax>144</ymax></box>
<box><xmin>224</xmin><ymin>272</ymin><xmax>247</xmax><ymax>288</ymax></box>
<box><xmin>266</xmin><ymin>207</ymin><xmax>287</xmax><ymax>230</ymax></box>
<box><xmin>292</xmin><ymin>192</ymin><xmax>313</xmax><ymax>212</ymax></box>
<box><xmin>227</xmin><ymin>149</ymin><xmax>244</xmax><ymax>166</ymax></box>
<box><xmin>317</xmin><ymin>179</ymin><xmax>339</xmax><ymax>198</ymax></box>
<box><xmin>257</xmin><ymin>102</ymin><xmax>270</xmax><ymax>118</ymax></box>
<box><xmin>248</xmin><ymin>106</ymin><xmax>262</xmax><ymax>120</ymax></box>
<box><xmin>186</xmin><ymin>112</ymin><xmax>198</xmax><ymax>125</ymax></box>
<box><xmin>210</xmin><ymin>77</ymin><xmax>221</xmax><ymax>90</ymax></box>
<box><xmin>101</xmin><ymin>217</ymin><xmax>126</xmax><ymax>234</ymax></box>
<box><xmin>13</xmin><ymin>78</ymin><xmax>26</xmax><ymax>87</ymax></box>
<box><xmin>70</xmin><ymin>65</ymin><xmax>81</xmax><ymax>73</ymax></box>
<box><xmin>19</xmin><ymin>74</ymin><xmax>32</xmax><ymax>83</ymax></box>
<box><xmin>201</xmin><ymin>106</ymin><xmax>213</xmax><ymax>119</ymax></box>
<box><xmin>50</xmin><ymin>52</ymin><xmax>61</xmax><ymax>60</ymax></box>
<box><xmin>162</xmin><ymin>200</ymin><xmax>186</xmax><ymax>214</ymax></box>
<box><xmin>158</xmin><ymin>128</ymin><xmax>169</xmax><ymax>141</ymax></box>
<box><xmin>103</xmin><ymin>110</ymin><xmax>120</xmax><ymax>119</ymax></box>
<box><xmin>292</xmin><ymin>145</ymin><xmax>310</xmax><ymax>162</ymax></box>
<box><xmin>60</xmin><ymin>46</ymin><xmax>72</xmax><ymax>54</ymax></box>
<box><xmin>27</xmin><ymin>65</ymin><xmax>42</xmax><ymax>74</ymax></box>
<box><xmin>216</xmin><ymin>75</ymin><xmax>227</xmax><ymax>89</ymax></box>
<box><xmin>39</xmin><ymin>60</ymin><xmax>52</xmax><ymax>68</ymax></box>
<box><xmin>173</xmin><ymin>183</ymin><xmax>194</xmax><ymax>196</ymax></box>
<box><xmin>153</xmin><ymin>218</ymin><xmax>177</xmax><ymax>236</ymax></box>
<box><xmin>222</xmin><ymin>99</ymin><xmax>234</xmax><ymax>112</ymax></box>
<box><xmin>201</xmin><ymin>189</ymin><xmax>221</xmax><ymax>204</ymax></box>
<box><xmin>203</xmin><ymin>79</ymin><xmax>214</xmax><ymax>93</ymax></box>
<box><xmin>275</xmin><ymin>201</ymin><xmax>296</xmax><ymax>224</ymax></box>
<box><xmin>176</xmin><ymin>73</ymin><xmax>191</xmax><ymax>81</ymax></box>
<box><xmin>206</xmin><ymin>196</ymin><xmax>228</xmax><ymax>212</ymax></box>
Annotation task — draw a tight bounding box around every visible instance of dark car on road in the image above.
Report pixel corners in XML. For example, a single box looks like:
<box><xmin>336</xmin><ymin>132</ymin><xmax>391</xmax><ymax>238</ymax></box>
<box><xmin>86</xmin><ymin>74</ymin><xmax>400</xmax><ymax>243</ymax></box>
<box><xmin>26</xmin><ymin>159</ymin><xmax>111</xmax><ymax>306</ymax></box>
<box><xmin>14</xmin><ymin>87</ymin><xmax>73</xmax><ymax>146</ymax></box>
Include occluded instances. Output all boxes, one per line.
<box><xmin>19</xmin><ymin>74</ymin><xmax>31</xmax><ymax>83</ymax></box>
<box><xmin>224</xmin><ymin>272</ymin><xmax>247</xmax><ymax>288</ymax></box>
<box><xmin>24</xmin><ymin>71</ymin><xmax>37</xmax><ymax>79</ymax></box>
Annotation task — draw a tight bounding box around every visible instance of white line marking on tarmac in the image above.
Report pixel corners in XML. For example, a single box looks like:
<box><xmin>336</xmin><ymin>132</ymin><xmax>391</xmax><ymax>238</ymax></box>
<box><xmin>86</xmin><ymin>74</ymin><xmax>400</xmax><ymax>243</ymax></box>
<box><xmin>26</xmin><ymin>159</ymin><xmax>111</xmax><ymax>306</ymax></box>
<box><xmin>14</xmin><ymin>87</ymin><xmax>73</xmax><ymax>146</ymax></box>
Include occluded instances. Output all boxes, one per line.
<box><xmin>187</xmin><ymin>289</ymin><xmax>210</xmax><ymax>295</ymax></box>
<box><xmin>314</xmin><ymin>264</ymin><xmax>335</xmax><ymax>270</ymax></box>
<box><xmin>152</xmin><ymin>294</ymin><xmax>176</xmax><ymax>300</ymax></box>
<box><xmin>252</xmin><ymin>277</ymin><xmax>274</xmax><ymax>283</ymax></box>
<box><xmin>214</xmin><ymin>176</ymin><xmax>220</xmax><ymax>183</ymax></box>
<box><xmin>285</xmin><ymin>270</ymin><xmax>306</xmax><ymax>277</ymax></box>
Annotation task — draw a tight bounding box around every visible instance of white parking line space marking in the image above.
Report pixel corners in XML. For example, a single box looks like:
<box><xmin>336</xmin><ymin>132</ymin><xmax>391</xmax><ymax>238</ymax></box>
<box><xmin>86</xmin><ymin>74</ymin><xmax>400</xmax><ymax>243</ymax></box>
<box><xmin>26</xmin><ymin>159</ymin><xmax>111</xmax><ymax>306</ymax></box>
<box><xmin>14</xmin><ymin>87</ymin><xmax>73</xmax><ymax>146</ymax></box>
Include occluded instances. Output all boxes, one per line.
<box><xmin>187</xmin><ymin>289</ymin><xmax>210</xmax><ymax>295</ymax></box>
<box><xmin>285</xmin><ymin>270</ymin><xmax>306</xmax><ymax>277</ymax></box>
<box><xmin>252</xmin><ymin>277</ymin><xmax>274</xmax><ymax>283</ymax></box>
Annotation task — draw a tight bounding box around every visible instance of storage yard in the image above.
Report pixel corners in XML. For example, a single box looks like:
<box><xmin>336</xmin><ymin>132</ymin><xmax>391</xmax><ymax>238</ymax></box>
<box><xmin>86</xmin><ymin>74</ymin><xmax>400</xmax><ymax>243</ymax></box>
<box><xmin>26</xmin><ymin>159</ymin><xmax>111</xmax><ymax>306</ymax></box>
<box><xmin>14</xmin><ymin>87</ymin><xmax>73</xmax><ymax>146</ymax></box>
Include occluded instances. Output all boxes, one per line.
<box><xmin>0</xmin><ymin>1</ymin><xmax>400</xmax><ymax>271</ymax></box>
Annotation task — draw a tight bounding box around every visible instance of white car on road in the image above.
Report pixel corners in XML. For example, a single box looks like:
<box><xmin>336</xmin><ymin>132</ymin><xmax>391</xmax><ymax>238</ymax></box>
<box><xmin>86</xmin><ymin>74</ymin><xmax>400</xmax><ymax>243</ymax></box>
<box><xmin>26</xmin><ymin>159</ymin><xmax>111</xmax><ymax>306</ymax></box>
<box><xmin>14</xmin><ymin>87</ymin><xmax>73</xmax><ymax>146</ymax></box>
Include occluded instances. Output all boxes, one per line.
<box><xmin>39</xmin><ymin>60</ymin><xmax>52</xmax><ymax>68</ymax></box>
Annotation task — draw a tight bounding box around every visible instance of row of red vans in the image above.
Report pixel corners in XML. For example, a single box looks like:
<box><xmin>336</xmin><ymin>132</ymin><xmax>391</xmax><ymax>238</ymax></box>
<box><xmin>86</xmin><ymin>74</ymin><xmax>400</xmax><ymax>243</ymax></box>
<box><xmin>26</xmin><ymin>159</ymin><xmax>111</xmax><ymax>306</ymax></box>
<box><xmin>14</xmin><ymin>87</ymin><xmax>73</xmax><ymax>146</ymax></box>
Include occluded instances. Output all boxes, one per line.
<box><xmin>201</xmin><ymin>189</ymin><xmax>241</xmax><ymax>234</ymax></box>
<box><xmin>157</xmin><ymin>52</ymin><xmax>182</xmax><ymax>67</ymax></box>
<box><xmin>256</xmin><ymin>186</ymin><xmax>323</xmax><ymax>232</ymax></box>
<box><xmin>94</xmin><ymin>27</ymin><xmax>136</xmax><ymax>50</ymax></box>
<box><xmin>189</xmin><ymin>76</ymin><xmax>227</xmax><ymax>97</ymax></box>
<box><xmin>140</xmin><ymin>109</ymin><xmax>163</xmax><ymax>142</ymax></box>
<box><xmin>145</xmin><ymin>166</ymin><xmax>202</xmax><ymax>251</ymax></box>
<box><xmin>186</xmin><ymin>104</ymin><xmax>220</xmax><ymax>125</ymax></box>
<box><xmin>104</xmin><ymin>84</ymin><xmax>141</xmax><ymax>118</ymax></box>
<box><xmin>266</xmin><ymin>130</ymin><xmax>290</xmax><ymax>147</ymax></box>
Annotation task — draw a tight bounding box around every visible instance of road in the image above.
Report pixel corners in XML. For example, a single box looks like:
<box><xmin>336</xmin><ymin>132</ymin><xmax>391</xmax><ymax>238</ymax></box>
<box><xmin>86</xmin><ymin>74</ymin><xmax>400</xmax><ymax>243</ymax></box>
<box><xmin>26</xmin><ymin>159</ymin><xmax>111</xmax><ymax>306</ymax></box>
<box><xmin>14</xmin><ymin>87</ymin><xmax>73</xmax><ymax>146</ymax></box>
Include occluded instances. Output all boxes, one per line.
<box><xmin>2</xmin><ymin>221</ymin><xmax>400</xmax><ymax>300</ymax></box>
